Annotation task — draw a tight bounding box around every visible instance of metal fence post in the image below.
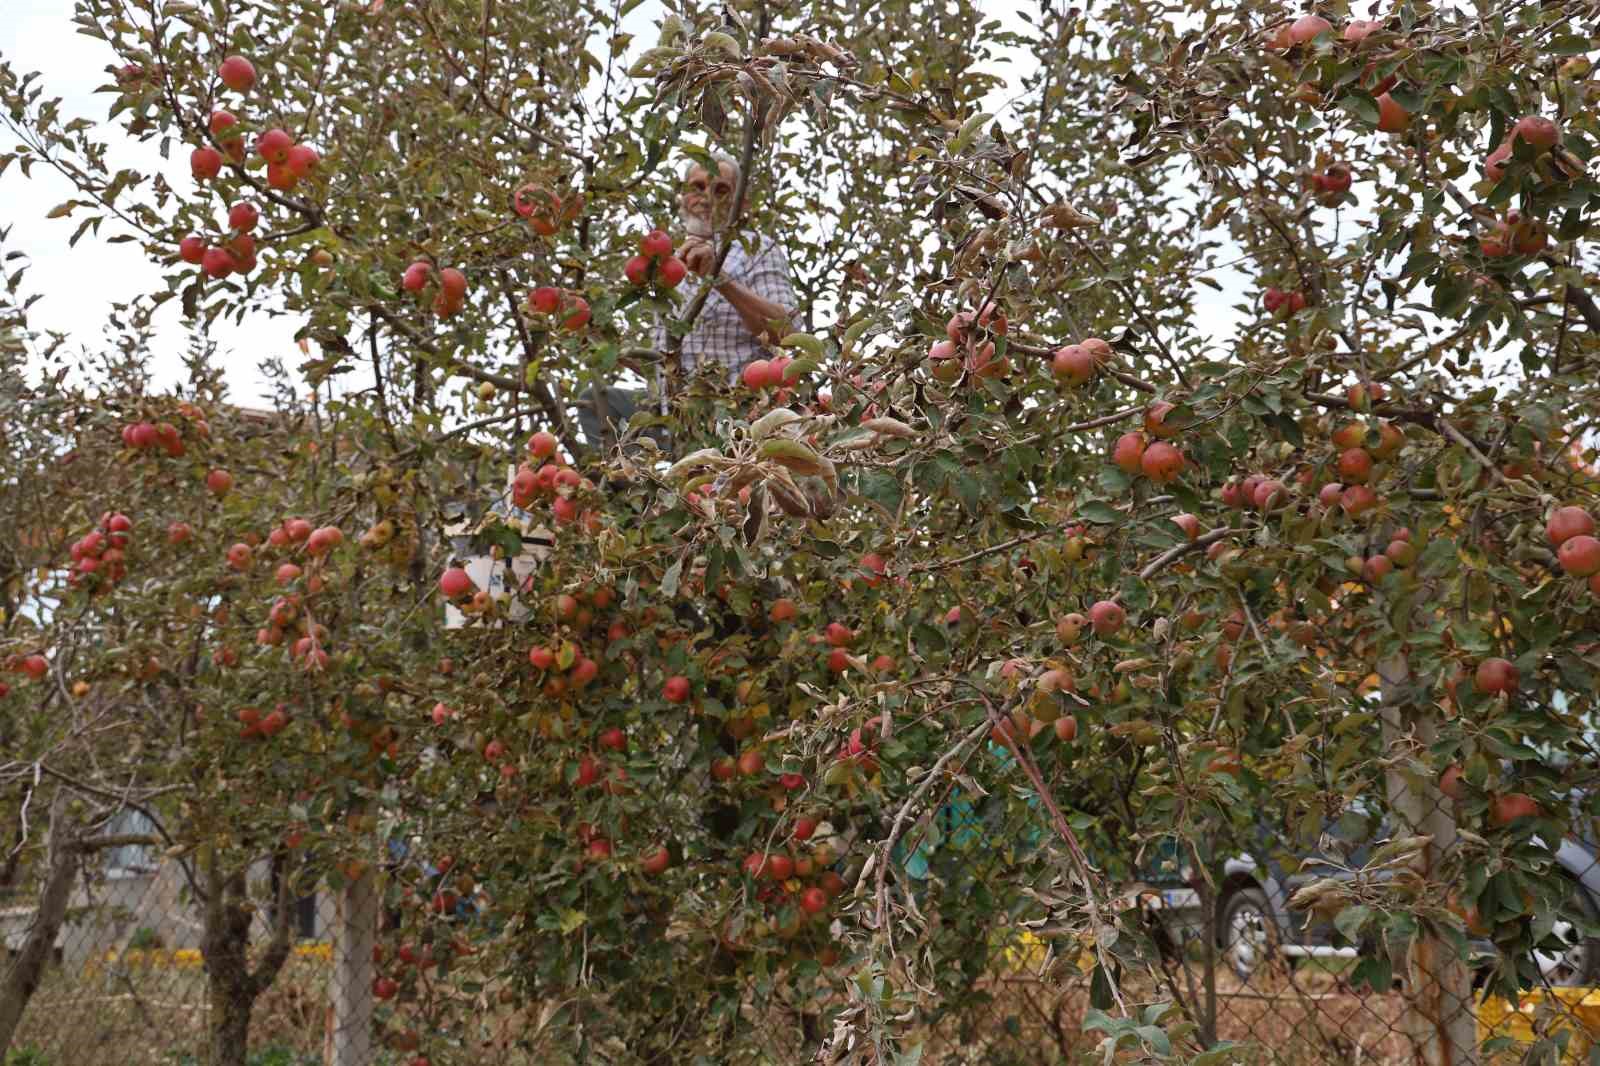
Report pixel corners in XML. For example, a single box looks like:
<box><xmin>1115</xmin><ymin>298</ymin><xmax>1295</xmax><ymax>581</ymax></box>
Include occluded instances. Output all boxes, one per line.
<box><xmin>324</xmin><ymin>863</ymin><xmax>377</xmax><ymax>1066</ymax></box>
<box><xmin>1378</xmin><ymin>653</ymin><xmax>1479</xmax><ymax>1066</ymax></box>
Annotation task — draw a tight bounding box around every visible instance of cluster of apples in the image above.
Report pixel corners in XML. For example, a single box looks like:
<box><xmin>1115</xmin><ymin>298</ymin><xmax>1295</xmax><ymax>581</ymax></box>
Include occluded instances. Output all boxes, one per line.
<box><xmin>66</xmin><ymin>511</ymin><xmax>134</xmax><ymax>590</ymax></box>
<box><xmin>742</xmin><ymin>841</ymin><xmax>845</xmax><ymax>924</ymax></box>
<box><xmin>1345</xmin><ymin>526</ymin><xmax>1415</xmax><ymax>584</ymax></box>
<box><xmin>1111</xmin><ymin>403</ymin><xmax>1186</xmax><ymax>484</ymax></box>
<box><xmin>3</xmin><ymin>652</ymin><xmax>50</xmax><ymax>694</ymax></box>
<box><xmin>926</xmin><ymin>303</ymin><xmax>1010</xmax><ymax>383</ymax></box>
<box><xmin>235</xmin><ymin>702</ymin><xmax>291</xmax><ymax>740</ymax></box>
<box><xmin>1308</xmin><ymin>163</ymin><xmax>1352</xmax><ymax>204</ymax></box>
<box><xmin>401</xmin><ymin>261</ymin><xmax>469</xmax><ymax>319</ymax></box>
<box><xmin>179</xmin><ymin>199</ymin><xmax>263</xmax><ymax>279</ymax></box>
<box><xmin>1483</xmin><ymin>115</ymin><xmax>1563</xmax><ymax>182</ymax></box>
<box><xmin>509</xmin><ymin>431</ymin><xmax>600</xmax><ymax>530</ymax></box>
<box><xmin>512</xmin><ymin>182</ymin><xmax>571</xmax><ymax>237</ymax></box>
<box><xmin>221</xmin><ymin>516</ymin><xmax>345</xmax><ymax>672</ymax></box>
<box><xmin>1268</xmin><ymin>14</ymin><xmax>1409</xmax><ymax>132</ymax></box>
<box><xmin>1049</xmin><ymin>336</ymin><xmax>1114</xmax><ymax>385</ymax></box>
<box><xmin>1261</xmin><ymin>287</ymin><xmax>1310</xmax><ymax>318</ymax></box>
<box><xmin>526</xmin><ymin>285</ymin><xmax>591</xmax><ymax>331</ymax></box>
<box><xmin>623</xmin><ymin>229</ymin><xmax>688</xmax><ymax>290</ymax></box>
<box><xmin>193</xmin><ymin>54</ymin><xmax>320</xmax><ymax>190</ymax></box>
<box><xmin>994</xmin><ymin>663</ymin><xmax>1082</xmax><ymax>747</ymax></box>
<box><xmin>1548</xmin><ymin>506</ymin><xmax>1600</xmax><ymax>589</ymax></box>
<box><xmin>740</xmin><ymin>353</ymin><xmax>801</xmax><ymax>391</ymax></box>
<box><xmin>1480</xmin><ymin>208</ymin><xmax>1549</xmax><ymax>259</ymax></box>
<box><xmin>120</xmin><ymin>402</ymin><xmax>211</xmax><ymax>456</ymax></box>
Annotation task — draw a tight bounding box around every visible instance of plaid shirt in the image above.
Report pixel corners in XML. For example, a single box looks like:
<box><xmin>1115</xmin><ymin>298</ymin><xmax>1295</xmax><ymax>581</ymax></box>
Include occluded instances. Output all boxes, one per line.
<box><xmin>654</xmin><ymin>236</ymin><xmax>796</xmax><ymax>390</ymax></box>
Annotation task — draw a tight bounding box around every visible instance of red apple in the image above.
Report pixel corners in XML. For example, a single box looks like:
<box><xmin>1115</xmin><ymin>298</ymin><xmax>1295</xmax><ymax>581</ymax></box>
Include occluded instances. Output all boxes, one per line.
<box><xmin>285</xmin><ymin>144</ymin><xmax>319</xmax><ymax>177</ymax></box>
<box><xmin>1340</xmin><ymin>484</ymin><xmax>1378</xmax><ymax>517</ymax></box>
<box><xmin>1338</xmin><ymin>448</ymin><xmax>1373</xmax><ymax>483</ymax></box>
<box><xmin>1287</xmin><ymin>14</ymin><xmax>1332</xmax><ymax>44</ymax></box>
<box><xmin>561</xmin><ymin>297</ymin><xmax>590</xmax><ymax>331</ymax></box>
<box><xmin>256</xmin><ymin>128</ymin><xmax>293</xmax><ymax>165</ymax></box>
<box><xmin>1051</xmin><ymin>344</ymin><xmax>1095</xmax><ymax>384</ymax></box>
<box><xmin>401</xmin><ymin>261</ymin><xmax>431</xmax><ymax>292</ymax></box>
<box><xmin>663</xmin><ymin>675</ymin><xmax>690</xmax><ymax>703</ymax></box>
<box><xmin>1375</xmin><ymin>92</ymin><xmax>1409</xmax><ymax>133</ymax></box>
<box><xmin>1514</xmin><ymin>115</ymin><xmax>1559</xmax><ymax>151</ymax></box>
<box><xmin>640</xmin><ymin>230</ymin><xmax>674</xmax><ymax>259</ymax></box>
<box><xmin>800</xmin><ymin>886</ymin><xmax>828</xmax><ymax>915</ymax></box>
<box><xmin>228</xmin><ymin>201</ymin><xmax>259</xmax><ymax>232</ymax></box>
<box><xmin>191</xmin><ymin>146</ymin><xmax>224</xmax><ymax>181</ymax></box>
<box><xmin>1474</xmin><ymin>657</ymin><xmax>1518</xmax><ymax>695</ymax></box>
<box><xmin>1559</xmin><ymin>535</ymin><xmax>1600</xmax><ymax>577</ymax></box>
<box><xmin>1089</xmin><ymin>599</ymin><xmax>1125</xmax><ymax>636</ymax></box>
<box><xmin>1343</xmin><ymin>19</ymin><xmax>1380</xmax><ymax>44</ymax></box>
<box><xmin>439</xmin><ymin>568</ymin><xmax>474</xmax><ymax>600</ymax></box>
<box><xmin>529</xmin><ymin>286</ymin><xmax>561</xmax><ymax>314</ymax></box>
<box><xmin>1489</xmin><ymin>792</ymin><xmax>1541</xmax><ymax>826</ymax></box>
<box><xmin>1140</xmin><ymin>442</ymin><xmax>1184</xmax><ymax>483</ymax></box>
<box><xmin>306</xmin><ymin>526</ymin><xmax>343</xmax><ymax>555</ymax></box>
<box><xmin>1548</xmin><ymin>507</ymin><xmax>1596</xmax><ymax>547</ymax></box>
<box><xmin>179</xmin><ymin>235</ymin><xmax>207</xmax><ymax>264</ymax></box>
<box><xmin>1112</xmin><ymin>432</ymin><xmax>1147</xmax><ymax>475</ymax></box>
<box><xmin>218</xmin><ymin>55</ymin><xmax>256</xmax><ymax>92</ymax></box>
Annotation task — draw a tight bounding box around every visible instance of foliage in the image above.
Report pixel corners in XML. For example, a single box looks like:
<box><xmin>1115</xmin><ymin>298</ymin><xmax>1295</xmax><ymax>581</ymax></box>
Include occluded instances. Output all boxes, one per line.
<box><xmin>2</xmin><ymin>0</ymin><xmax>1600</xmax><ymax>1062</ymax></box>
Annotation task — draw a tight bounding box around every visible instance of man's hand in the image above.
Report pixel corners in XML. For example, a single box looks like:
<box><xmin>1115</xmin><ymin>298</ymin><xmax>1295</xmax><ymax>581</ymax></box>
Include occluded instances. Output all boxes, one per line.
<box><xmin>678</xmin><ymin>236</ymin><xmax>716</xmax><ymax>277</ymax></box>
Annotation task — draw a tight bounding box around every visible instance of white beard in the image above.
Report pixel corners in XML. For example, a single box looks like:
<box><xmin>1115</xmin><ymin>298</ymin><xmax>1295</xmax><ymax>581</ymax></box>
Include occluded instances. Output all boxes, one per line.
<box><xmin>681</xmin><ymin>210</ymin><xmax>714</xmax><ymax>239</ymax></box>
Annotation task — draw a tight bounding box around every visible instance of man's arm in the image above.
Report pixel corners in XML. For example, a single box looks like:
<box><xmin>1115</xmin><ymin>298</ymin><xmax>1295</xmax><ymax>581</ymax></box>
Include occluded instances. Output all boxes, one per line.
<box><xmin>680</xmin><ymin>236</ymin><xmax>793</xmax><ymax>344</ymax></box>
<box><xmin>712</xmin><ymin>278</ymin><xmax>791</xmax><ymax>345</ymax></box>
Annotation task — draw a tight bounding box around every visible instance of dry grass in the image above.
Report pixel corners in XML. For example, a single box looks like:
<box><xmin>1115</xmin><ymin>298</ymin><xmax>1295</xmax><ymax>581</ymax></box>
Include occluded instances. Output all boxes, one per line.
<box><xmin>8</xmin><ymin>945</ymin><xmax>1598</xmax><ymax>1065</ymax></box>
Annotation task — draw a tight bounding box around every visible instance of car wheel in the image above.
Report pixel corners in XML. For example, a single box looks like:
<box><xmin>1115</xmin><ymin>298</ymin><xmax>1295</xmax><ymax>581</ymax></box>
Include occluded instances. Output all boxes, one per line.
<box><xmin>1219</xmin><ymin>886</ymin><xmax>1275</xmax><ymax>980</ymax></box>
<box><xmin>1538</xmin><ymin>880</ymin><xmax>1600</xmax><ymax>987</ymax></box>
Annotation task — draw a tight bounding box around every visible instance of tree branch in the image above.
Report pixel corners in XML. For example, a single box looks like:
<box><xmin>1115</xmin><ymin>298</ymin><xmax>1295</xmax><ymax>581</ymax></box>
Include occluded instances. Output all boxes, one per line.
<box><xmin>1138</xmin><ymin>527</ymin><xmax>1238</xmax><ymax>581</ymax></box>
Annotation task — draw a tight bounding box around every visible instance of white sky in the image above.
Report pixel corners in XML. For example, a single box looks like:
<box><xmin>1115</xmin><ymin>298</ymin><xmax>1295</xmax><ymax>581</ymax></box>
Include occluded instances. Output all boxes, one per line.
<box><xmin>0</xmin><ymin>1</ymin><xmax>1247</xmax><ymax>406</ymax></box>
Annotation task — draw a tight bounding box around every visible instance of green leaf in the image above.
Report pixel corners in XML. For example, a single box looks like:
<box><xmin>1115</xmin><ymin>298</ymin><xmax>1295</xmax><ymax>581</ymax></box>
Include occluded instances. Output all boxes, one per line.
<box><xmin>1334</xmin><ymin>903</ymin><xmax>1371</xmax><ymax>942</ymax></box>
<box><xmin>1078</xmin><ymin>501</ymin><xmax>1122</xmax><ymax>524</ymax></box>
<box><xmin>858</xmin><ymin>469</ymin><xmax>903</xmax><ymax>518</ymax></box>
<box><xmin>779</xmin><ymin>332</ymin><xmax>826</xmax><ymax>357</ymax></box>
<box><xmin>949</xmin><ymin>111</ymin><xmax>992</xmax><ymax>154</ymax></box>
<box><xmin>661</xmin><ymin>557</ymin><xmax>683</xmax><ymax>598</ymax></box>
<box><xmin>1340</xmin><ymin>91</ymin><xmax>1379</xmax><ymax>128</ymax></box>
<box><xmin>1432</xmin><ymin>274</ymin><xmax>1470</xmax><ymax>316</ymax></box>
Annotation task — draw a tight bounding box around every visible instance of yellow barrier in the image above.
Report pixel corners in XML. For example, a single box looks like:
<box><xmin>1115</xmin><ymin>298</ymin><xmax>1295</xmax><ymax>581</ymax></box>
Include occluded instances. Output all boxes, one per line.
<box><xmin>1478</xmin><ymin>987</ymin><xmax>1600</xmax><ymax>1061</ymax></box>
<box><xmin>82</xmin><ymin>941</ymin><xmax>332</xmax><ymax>973</ymax></box>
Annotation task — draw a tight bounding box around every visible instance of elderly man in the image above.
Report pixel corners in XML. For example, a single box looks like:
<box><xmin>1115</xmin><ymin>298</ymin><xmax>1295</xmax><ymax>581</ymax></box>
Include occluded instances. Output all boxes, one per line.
<box><xmin>576</xmin><ymin>154</ymin><xmax>796</xmax><ymax>449</ymax></box>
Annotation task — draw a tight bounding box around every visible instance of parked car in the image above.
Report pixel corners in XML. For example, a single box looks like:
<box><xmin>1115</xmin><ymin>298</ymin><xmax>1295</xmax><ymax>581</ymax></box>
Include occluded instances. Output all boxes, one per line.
<box><xmin>1135</xmin><ymin>805</ymin><xmax>1600</xmax><ymax>986</ymax></box>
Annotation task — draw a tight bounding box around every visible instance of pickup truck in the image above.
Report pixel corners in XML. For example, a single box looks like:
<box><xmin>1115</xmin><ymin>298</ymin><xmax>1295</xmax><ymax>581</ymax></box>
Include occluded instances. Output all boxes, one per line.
<box><xmin>1135</xmin><ymin>808</ymin><xmax>1600</xmax><ymax>986</ymax></box>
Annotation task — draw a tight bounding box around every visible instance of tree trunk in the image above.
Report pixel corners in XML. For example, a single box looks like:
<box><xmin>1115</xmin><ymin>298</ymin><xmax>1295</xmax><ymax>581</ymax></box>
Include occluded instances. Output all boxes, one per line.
<box><xmin>201</xmin><ymin>848</ymin><xmax>297</xmax><ymax>1066</ymax></box>
<box><xmin>209</xmin><ymin>989</ymin><xmax>253</xmax><ymax>1066</ymax></box>
<box><xmin>1378</xmin><ymin>653</ymin><xmax>1479</xmax><ymax>1066</ymax></box>
<box><xmin>0</xmin><ymin>793</ymin><xmax>74</xmax><ymax>1060</ymax></box>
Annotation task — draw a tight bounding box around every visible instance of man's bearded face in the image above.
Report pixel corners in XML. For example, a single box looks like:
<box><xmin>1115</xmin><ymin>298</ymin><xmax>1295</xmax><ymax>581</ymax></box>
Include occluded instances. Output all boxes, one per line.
<box><xmin>679</xmin><ymin>161</ymin><xmax>737</xmax><ymax>232</ymax></box>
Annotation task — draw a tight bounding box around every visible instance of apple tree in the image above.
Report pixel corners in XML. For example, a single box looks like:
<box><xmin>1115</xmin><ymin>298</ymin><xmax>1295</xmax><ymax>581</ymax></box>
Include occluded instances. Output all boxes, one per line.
<box><xmin>3</xmin><ymin>0</ymin><xmax>1600</xmax><ymax>1063</ymax></box>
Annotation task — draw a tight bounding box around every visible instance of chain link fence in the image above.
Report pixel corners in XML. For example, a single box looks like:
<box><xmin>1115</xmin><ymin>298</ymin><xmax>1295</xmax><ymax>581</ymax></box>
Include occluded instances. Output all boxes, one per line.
<box><xmin>7</xmin><ymin>783</ymin><xmax>1600</xmax><ymax>1065</ymax></box>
